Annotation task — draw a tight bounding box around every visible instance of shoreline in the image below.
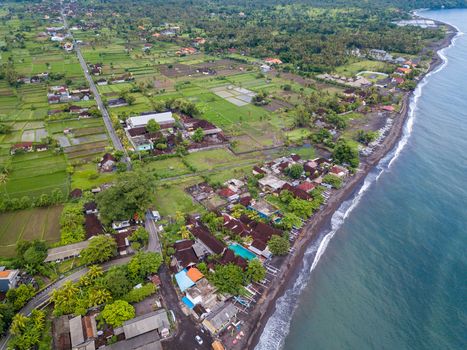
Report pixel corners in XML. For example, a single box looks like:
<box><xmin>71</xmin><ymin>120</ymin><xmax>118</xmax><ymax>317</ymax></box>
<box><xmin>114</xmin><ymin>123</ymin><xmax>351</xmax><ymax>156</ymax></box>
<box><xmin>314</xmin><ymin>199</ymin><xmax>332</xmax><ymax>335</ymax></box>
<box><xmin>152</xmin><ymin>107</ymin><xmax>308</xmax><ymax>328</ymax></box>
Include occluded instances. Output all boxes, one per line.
<box><xmin>244</xmin><ymin>20</ymin><xmax>458</xmax><ymax>350</ymax></box>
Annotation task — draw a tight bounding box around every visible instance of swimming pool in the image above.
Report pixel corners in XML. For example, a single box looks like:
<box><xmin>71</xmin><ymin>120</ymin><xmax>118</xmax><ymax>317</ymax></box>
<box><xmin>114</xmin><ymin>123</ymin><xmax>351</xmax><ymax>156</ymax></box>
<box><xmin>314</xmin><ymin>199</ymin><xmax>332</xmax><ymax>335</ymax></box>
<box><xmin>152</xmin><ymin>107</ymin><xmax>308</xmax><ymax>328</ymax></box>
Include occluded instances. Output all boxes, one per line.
<box><xmin>229</xmin><ymin>243</ymin><xmax>256</xmax><ymax>260</ymax></box>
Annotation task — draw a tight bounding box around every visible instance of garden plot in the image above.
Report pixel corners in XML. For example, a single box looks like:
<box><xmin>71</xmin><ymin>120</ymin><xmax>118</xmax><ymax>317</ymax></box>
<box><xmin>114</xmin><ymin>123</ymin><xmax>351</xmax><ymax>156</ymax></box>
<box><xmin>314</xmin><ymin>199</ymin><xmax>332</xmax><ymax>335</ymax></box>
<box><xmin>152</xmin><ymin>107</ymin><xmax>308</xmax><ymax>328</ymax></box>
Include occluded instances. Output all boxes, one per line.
<box><xmin>211</xmin><ymin>86</ymin><xmax>255</xmax><ymax>106</ymax></box>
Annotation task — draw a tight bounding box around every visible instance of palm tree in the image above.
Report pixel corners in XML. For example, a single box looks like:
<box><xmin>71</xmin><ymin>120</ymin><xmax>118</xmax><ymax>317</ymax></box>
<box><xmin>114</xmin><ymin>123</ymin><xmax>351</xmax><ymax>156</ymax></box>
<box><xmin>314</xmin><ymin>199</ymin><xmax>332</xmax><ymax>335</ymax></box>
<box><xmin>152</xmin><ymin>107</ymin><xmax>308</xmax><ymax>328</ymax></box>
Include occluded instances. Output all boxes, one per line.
<box><xmin>89</xmin><ymin>288</ymin><xmax>111</xmax><ymax>306</ymax></box>
<box><xmin>10</xmin><ymin>314</ymin><xmax>28</xmax><ymax>335</ymax></box>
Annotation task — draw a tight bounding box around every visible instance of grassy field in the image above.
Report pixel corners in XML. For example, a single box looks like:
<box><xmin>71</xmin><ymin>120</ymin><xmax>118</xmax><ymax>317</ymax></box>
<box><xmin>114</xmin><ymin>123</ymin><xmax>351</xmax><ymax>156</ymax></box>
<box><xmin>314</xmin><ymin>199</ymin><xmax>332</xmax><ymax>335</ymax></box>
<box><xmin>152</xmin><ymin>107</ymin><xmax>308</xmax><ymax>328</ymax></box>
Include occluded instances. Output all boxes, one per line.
<box><xmin>334</xmin><ymin>59</ymin><xmax>392</xmax><ymax>77</ymax></box>
<box><xmin>70</xmin><ymin>163</ymin><xmax>117</xmax><ymax>190</ymax></box>
<box><xmin>0</xmin><ymin>205</ymin><xmax>62</xmax><ymax>257</ymax></box>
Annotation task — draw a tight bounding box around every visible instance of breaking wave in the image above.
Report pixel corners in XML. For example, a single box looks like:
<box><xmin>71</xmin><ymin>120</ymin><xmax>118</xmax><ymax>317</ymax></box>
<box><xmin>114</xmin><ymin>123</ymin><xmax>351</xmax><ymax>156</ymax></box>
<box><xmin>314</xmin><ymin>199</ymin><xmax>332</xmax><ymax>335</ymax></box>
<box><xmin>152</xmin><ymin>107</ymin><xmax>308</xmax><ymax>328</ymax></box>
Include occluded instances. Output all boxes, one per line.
<box><xmin>254</xmin><ymin>17</ymin><xmax>460</xmax><ymax>350</ymax></box>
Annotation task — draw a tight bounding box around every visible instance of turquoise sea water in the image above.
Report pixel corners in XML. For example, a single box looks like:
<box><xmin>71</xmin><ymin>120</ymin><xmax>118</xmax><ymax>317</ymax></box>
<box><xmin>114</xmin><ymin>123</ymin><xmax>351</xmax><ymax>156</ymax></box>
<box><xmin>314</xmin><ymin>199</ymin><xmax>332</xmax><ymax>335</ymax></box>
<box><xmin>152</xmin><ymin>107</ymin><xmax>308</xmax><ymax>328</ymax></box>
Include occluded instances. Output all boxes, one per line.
<box><xmin>256</xmin><ymin>9</ymin><xmax>467</xmax><ymax>350</ymax></box>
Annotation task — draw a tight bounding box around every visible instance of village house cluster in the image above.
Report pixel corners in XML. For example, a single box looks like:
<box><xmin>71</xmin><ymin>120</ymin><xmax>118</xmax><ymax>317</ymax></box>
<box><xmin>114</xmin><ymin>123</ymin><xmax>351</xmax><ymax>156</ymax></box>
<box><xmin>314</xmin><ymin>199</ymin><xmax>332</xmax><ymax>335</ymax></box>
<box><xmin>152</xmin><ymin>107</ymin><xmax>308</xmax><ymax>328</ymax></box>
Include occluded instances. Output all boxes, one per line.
<box><xmin>47</xmin><ymin>85</ymin><xmax>93</xmax><ymax>104</ymax></box>
<box><xmin>123</xmin><ymin>111</ymin><xmax>227</xmax><ymax>153</ymax></box>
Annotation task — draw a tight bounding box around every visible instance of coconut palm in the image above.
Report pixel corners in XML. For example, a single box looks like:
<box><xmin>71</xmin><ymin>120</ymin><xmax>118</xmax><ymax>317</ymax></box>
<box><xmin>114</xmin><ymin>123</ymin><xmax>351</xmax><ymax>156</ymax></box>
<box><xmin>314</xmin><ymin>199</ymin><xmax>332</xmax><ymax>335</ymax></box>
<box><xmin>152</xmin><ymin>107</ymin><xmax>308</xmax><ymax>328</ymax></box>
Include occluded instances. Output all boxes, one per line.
<box><xmin>10</xmin><ymin>314</ymin><xmax>28</xmax><ymax>335</ymax></box>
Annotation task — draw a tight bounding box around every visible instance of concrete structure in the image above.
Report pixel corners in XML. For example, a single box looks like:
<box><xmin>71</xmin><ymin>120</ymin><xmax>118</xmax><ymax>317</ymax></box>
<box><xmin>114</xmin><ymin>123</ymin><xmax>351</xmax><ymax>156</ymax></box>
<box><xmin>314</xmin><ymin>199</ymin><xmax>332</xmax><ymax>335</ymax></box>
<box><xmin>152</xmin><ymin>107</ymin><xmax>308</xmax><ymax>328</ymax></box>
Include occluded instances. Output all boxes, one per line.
<box><xmin>202</xmin><ymin>302</ymin><xmax>238</xmax><ymax>335</ymax></box>
<box><xmin>45</xmin><ymin>241</ymin><xmax>91</xmax><ymax>263</ymax></box>
<box><xmin>127</xmin><ymin>112</ymin><xmax>175</xmax><ymax>129</ymax></box>
<box><xmin>0</xmin><ymin>268</ymin><xmax>19</xmax><ymax>292</ymax></box>
<box><xmin>123</xmin><ymin>310</ymin><xmax>170</xmax><ymax>339</ymax></box>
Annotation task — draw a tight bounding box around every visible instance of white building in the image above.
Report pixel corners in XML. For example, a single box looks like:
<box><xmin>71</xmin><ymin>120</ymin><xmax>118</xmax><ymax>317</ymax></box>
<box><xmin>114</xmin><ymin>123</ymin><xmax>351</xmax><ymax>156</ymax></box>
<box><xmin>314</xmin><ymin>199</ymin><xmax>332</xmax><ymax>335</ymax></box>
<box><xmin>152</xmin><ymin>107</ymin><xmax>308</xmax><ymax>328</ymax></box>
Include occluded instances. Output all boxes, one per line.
<box><xmin>127</xmin><ymin>112</ymin><xmax>175</xmax><ymax>128</ymax></box>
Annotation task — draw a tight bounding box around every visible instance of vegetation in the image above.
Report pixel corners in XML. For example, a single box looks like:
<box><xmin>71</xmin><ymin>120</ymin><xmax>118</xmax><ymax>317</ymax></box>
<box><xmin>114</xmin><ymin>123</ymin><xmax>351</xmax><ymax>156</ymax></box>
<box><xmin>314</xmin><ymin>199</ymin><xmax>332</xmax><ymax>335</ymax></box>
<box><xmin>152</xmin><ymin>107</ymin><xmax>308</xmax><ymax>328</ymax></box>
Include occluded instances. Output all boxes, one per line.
<box><xmin>59</xmin><ymin>203</ymin><xmax>85</xmax><ymax>244</ymax></box>
<box><xmin>210</xmin><ymin>263</ymin><xmax>246</xmax><ymax>295</ymax></box>
<box><xmin>6</xmin><ymin>284</ymin><xmax>35</xmax><ymax>311</ymax></box>
<box><xmin>96</xmin><ymin>170</ymin><xmax>155</xmax><ymax>225</ymax></box>
<box><xmin>81</xmin><ymin>235</ymin><xmax>117</xmax><ymax>265</ymax></box>
<box><xmin>9</xmin><ymin>310</ymin><xmax>46</xmax><ymax>350</ymax></box>
<box><xmin>323</xmin><ymin>174</ymin><xmax>343</xmax><ymax>189</ymax></box>
<box><xmin>15</xmin><ymin>240</ymin><xmax>47</xmax><ymax>275</ymax></box>
<box><xmin>246</xmin><ymin>259</ymin><xmax>266</xmax><ymax>283</ymax></box>
<box><xmin>332</xmin><ymin>140</ymin><xmax>360</xmax><ymax>168</ymax></box>
<box><xmin>268</xmin><ymin>235</ymin><xmax>290</xmax><ymax>256</ymax></box>
<box><xmin>100</xmin><ymin>300</ymin><xmax>135</xmax><ymax>328</ymax></box>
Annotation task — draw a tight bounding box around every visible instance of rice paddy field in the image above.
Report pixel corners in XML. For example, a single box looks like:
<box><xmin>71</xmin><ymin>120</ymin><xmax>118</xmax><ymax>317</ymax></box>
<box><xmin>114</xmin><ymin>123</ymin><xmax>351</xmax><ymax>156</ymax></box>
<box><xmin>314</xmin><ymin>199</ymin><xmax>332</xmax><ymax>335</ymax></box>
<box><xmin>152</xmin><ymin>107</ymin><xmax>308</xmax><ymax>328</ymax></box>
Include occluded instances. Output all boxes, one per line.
<box><xmin>0</xmin><ymin>205</ymin><xmax>62</xmax><ymax>257</ymax></box>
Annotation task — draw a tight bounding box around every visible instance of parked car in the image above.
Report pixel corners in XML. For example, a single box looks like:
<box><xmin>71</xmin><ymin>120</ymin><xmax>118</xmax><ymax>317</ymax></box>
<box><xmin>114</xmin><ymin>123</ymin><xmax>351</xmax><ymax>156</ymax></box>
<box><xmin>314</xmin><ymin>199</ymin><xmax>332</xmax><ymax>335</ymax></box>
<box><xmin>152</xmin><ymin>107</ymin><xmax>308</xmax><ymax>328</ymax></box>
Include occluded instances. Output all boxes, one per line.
<box><xmin>195</xmin><ymin>335</ymin><xmax>203</xmax><ymax>345</ymax></box>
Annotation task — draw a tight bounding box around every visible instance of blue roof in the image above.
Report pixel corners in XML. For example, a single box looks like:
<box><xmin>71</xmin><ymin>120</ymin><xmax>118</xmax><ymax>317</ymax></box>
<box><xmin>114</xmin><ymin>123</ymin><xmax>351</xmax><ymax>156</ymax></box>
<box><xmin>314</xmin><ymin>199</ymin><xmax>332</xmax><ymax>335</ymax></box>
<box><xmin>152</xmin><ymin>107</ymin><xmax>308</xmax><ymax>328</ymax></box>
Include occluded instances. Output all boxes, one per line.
<box><xmin>182</xmin><ymin>296</ymin><xmax>195</xmax><ymax>309</ymax></box>
<box><xmin>175</xmin><ymin>269</ymin><xmax>195</xmax><ymax>292</ymax></box>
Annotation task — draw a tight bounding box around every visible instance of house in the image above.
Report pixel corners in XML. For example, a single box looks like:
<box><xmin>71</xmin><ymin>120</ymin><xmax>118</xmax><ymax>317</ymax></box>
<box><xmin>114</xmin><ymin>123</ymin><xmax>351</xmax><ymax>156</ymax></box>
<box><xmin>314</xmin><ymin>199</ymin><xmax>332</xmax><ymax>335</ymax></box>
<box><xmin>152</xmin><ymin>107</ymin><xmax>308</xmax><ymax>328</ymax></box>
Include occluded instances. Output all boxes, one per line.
<box><xmin>264</xmin><ymin>58</ymin><xmax>283</xmax><ymax>65</ymax></box>
<box><xmin>97</xmin><ymin>78</ymin><xmax>108</xmax><ymax>86</ymax></box>
<box><xmin>218</xmin><ymin>187</ymin><xmax>239</xmax><ymax>202</ymax></box>
<box><xmin>329</xmin><ymin>165</ymin><xmax>349</xmax><ymax>178</ymax></box>
<box><xmin>142</xmin><ymin>43</ymin><xmax>153</xmax><ymax>51</ymax></box>
<box><xmin>190</xmin><ymin>224</ymin><xmax>226</xmax><ymax>255</ymax></box>
<box><xmin>193</xmin><ymin>37</ymin><xmax>206</xmax><ymax>45</ymax></box>
<box><xmin>84</xmin><ymin>202</ymin><xmax>98</xmax><ymax>214</ymax></box>
<box><xmin>248</xmin><ymin>199</ymin><xmax>280</xmax><ymax>219</ymax></box>
<box><xmin>260</xmin><ymin>64</ymin><xmax>271</xmax><ymax>73</ymax></box>
<box><xmin>113</xmin><ymin>230</ymin><xmax>132</xmax><ymax>255</ymax></box>
<box><xmin>10</xmin><ymin>142</ymin><xmax>33</xmax><ymax>155</ymax></box>
<box><xmin>369</xmin><ymin>49</ymin><xmax>393</xmax><ymax>61</ymax></box>
<box><xmin>184</xmin><ymin>277</ymin><xmax>217</xmax><ymax>311</ymax></box>
<box><xmin>392</xmin><ymin>76</ymin><xmax>405</xmax><ymax>85</ymax></box>
<box><xmin>248</xmin><ymin>239</ymin><xmax>272</xmax><ymax>259</ymax></box>
<box><xmin>175</xmin><ymin>269</ymin><xmax>196</xmax><ymax>292</ymax></box>
<box><xmin>48</xmin><ymin>95</ymin><xmax>61</xmax><ymax>104</ymax></box>
<box><xmin>99</xmin><ymin>153</ymin><xmax>116</xmax><ymax>172</ymax></box>
<box><xmin>112</xmin><ymin>220</ymin><xmax>131</xmax><ymax>231</ymax></box>
<box><xmin>297</xmin><ymin>181</ymin><xmax>315</xmax><ymax>193</ymax></box>
<box><xmin>280</xmin><ymin>183</ymin><xmax>312</xmax><ymax>201</ymax></box>
<box><xmin>107</xmin><ymin>98</ymin><xmax>128</xmax><ymax>108</ymax></box>
<box><xmin>381</xmin><ymin>105</ymin><xmax>395</xmax><ymax>112</ymax></box>
<box><xmin>63</xmin><ymin>42</ymin><xmax>74</xmax><ymax>52</ymax></box>
<box><xmin>84</xmin><ymin>214</ymin><xmax>103</xmax><ymax>239</ymax></box>
<box><xmin>123</xmin><ymin>309</ymin><xmax>170</xmax><ymax>339</ymax></box>
<box><xmin>252</xmin><ymin>166</ymin><xmax>266</xmax><ymax>175</ymax></box>
<box><xmin>127</xmin><ymin>112</ymin><xmax>175</xmax><ymax>129</ymax></box>
<box><xmin>69</xmin><ymin>315</ymin><xmax>96</xmax><ymax>350</ymax></box>
<box><xmin>396</xmin><ymin>67</ymin><xmax>411</xmax><ymax>75</ymax></box>
<box><xmin>258</xmin><ymin>175</ymin><xmax>286</xmax><ymax>192</ymax></box>
<box><xmin>171</xmin><ymin>240</ymin><xmax>199</xmax><ymax>271</ymax></box>
<box><xmin>202</xmin><ymin>302</ymin><xmax>238</xmax><ymax>335</ymax></box>
<box><xmin>45</xmin><ymin>240</ymin><xmax>91</xmax><ymax>263</ymax></box>
<box><xmin>70</xmin><ymin>188</ymin><xmax>83</xmax><ymax>199</ymax></box>
<box><xmin>0</xmin><ymin>268</ymin><xmax>19</xmax><ymax>292</ymax></box>
<box><xmin>131</xmin><ymin>136</ymin><xmax>153</xmax><ymax>151</ymax></box>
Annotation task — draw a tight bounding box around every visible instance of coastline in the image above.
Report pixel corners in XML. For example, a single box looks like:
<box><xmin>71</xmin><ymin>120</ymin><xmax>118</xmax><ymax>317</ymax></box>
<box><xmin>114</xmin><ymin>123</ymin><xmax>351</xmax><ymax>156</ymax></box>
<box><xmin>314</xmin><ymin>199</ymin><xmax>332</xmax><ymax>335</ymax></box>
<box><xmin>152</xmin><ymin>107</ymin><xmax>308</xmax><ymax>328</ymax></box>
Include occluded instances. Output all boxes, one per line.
<box><xmin>244</xmin><ymin>20</ymin><xmax>458</xmax><ymax>350</ymax></box>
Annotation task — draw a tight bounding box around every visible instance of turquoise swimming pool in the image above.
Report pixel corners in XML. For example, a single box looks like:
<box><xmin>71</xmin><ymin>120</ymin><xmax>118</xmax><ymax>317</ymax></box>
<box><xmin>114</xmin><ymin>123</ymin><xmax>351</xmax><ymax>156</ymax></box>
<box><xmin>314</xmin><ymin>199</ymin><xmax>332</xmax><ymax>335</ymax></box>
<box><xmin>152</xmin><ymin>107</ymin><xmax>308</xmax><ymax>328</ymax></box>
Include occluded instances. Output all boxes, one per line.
<box><xmin>229</xmin><ymin>243</ymin><xmax>256</xmax><ymax>260</ymax></box>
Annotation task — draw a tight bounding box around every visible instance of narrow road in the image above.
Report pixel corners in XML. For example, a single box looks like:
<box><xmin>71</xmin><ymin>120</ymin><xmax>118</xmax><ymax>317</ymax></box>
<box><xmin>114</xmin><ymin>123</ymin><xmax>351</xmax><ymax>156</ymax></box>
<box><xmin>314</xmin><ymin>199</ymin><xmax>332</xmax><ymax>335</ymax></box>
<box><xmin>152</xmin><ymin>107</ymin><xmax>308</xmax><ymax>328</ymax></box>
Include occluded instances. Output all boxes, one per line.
<box><xmin>158</xmin><ymin>266</ymin><xmax>213</xmax><ymax>350</ymax></box>
<box><xmin>61</xmin><ymin>10</ymin><xmax>131</xmax><ymax>166</ymax></box>
<box><xmin>145</xmin><ymin>211</ymin><xmax>162</xmax><ymax>253</ymax></box>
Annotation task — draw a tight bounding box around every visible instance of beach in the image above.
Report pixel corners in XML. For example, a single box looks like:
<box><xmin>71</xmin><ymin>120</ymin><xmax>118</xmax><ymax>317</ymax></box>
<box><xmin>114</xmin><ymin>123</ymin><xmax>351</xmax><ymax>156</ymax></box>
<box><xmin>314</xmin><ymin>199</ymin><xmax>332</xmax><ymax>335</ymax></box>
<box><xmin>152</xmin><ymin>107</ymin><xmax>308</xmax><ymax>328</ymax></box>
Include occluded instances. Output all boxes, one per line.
<box><xmin>242</xmin><ymin>20</ymin><xmax>459</xmax><ymax>350</ymax></box>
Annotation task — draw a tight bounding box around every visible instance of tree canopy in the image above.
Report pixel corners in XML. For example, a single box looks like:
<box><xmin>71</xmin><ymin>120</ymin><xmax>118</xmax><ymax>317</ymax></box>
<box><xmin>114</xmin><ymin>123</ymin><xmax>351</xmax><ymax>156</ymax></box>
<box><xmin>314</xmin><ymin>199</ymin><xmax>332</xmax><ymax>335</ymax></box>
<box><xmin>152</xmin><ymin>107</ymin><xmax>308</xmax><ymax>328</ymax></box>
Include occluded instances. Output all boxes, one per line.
<box><xmin>81</xmin><ymin>235</ymin><xmax>117</xmax><ymax>265</ymax></box>
<box><xmin>96</xmin><ymin>170</ymin><xmax>155</xmax><ymax>225</ymax></box>
<box><xmin>268</xmin><ymin>235</ymin><xmax>290</xmax><ymax>256</ymax></box>
<box><xmin>101</xmin><ymin>300</ymin><xmax>135</xmax><ymax>328</ymax></box>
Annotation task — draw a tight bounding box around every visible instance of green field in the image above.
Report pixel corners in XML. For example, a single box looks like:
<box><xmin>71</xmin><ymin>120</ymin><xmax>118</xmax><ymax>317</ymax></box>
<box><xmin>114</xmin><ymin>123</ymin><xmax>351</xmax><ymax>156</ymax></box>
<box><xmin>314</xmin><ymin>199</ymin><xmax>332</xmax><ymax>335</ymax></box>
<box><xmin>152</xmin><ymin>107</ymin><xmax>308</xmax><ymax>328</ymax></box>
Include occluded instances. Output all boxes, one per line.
<box><xmin>0</xmin><ymin>205</ymin><xmax>62</xmax><ymax>257</ymax></box>
<box><xmin>1</xmin><ymin>151</ymin><xmax>69</xmax><ymax>198</ymax></box>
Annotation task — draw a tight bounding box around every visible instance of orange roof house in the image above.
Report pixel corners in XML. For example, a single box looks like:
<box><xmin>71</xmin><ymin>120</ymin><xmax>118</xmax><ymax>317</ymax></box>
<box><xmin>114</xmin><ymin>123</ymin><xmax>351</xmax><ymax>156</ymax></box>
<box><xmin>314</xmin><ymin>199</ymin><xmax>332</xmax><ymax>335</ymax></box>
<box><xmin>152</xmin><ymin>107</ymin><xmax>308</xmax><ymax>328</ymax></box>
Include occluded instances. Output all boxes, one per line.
<box><xmin>187</xmin><ymin>267</ymin><xmax>204</xmax><ymax>283</ymax></box>
<box><xmin>396</xmin><ymin>67</ymin><xmax>411</xmax><ymax>75</ymax></box>
<box><xmin>264</xmin><ymin>58</ymin><xmax>283</xmax><ymax>65</ymax></box>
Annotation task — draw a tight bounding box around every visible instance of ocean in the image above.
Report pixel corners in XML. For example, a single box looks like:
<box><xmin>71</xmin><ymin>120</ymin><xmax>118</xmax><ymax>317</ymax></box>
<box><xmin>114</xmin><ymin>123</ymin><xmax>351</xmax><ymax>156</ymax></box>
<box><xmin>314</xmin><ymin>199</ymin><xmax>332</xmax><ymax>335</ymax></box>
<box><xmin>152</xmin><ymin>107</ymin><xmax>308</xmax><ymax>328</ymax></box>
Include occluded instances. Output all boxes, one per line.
<box><xmin>255</xmin><ymin>9</ymin><xmax>467</xmax><ymax>350</ymax></box>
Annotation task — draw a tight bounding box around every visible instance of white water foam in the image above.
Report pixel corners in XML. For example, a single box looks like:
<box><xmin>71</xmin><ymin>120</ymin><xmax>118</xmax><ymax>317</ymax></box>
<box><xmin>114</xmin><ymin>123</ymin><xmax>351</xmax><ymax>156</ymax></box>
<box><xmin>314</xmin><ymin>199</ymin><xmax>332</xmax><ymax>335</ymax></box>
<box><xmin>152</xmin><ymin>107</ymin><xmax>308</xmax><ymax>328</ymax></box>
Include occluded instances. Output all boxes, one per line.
<box><xmin>254</xmin><ymin>18</ymin><xmax>461</xmax><ymax>350</ymax></box>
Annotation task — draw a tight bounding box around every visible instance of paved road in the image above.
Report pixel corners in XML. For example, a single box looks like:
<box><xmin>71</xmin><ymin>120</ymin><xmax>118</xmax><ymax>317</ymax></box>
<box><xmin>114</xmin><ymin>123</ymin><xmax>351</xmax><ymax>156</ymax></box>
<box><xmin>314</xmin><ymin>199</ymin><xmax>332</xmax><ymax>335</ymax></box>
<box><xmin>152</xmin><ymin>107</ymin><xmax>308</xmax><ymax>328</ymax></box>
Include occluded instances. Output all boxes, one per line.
<box><xmin>61</xmin><ymin>10</ymin><xmax>130</xmax><ymax>166</ymax></box>
<box><xmin>0</xmin><ymin>256</ymin><xmax>131</xmax><ymax>350</ymax></box>
<box><xmin>158</xmin><ymin>266</ymin><xmax>213</xmax><ymax>350</ymax></box>
<box><xmin>145</xmin><ymin>213</ymin><xmax>162</xmax><ymax>253</ymax></box>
